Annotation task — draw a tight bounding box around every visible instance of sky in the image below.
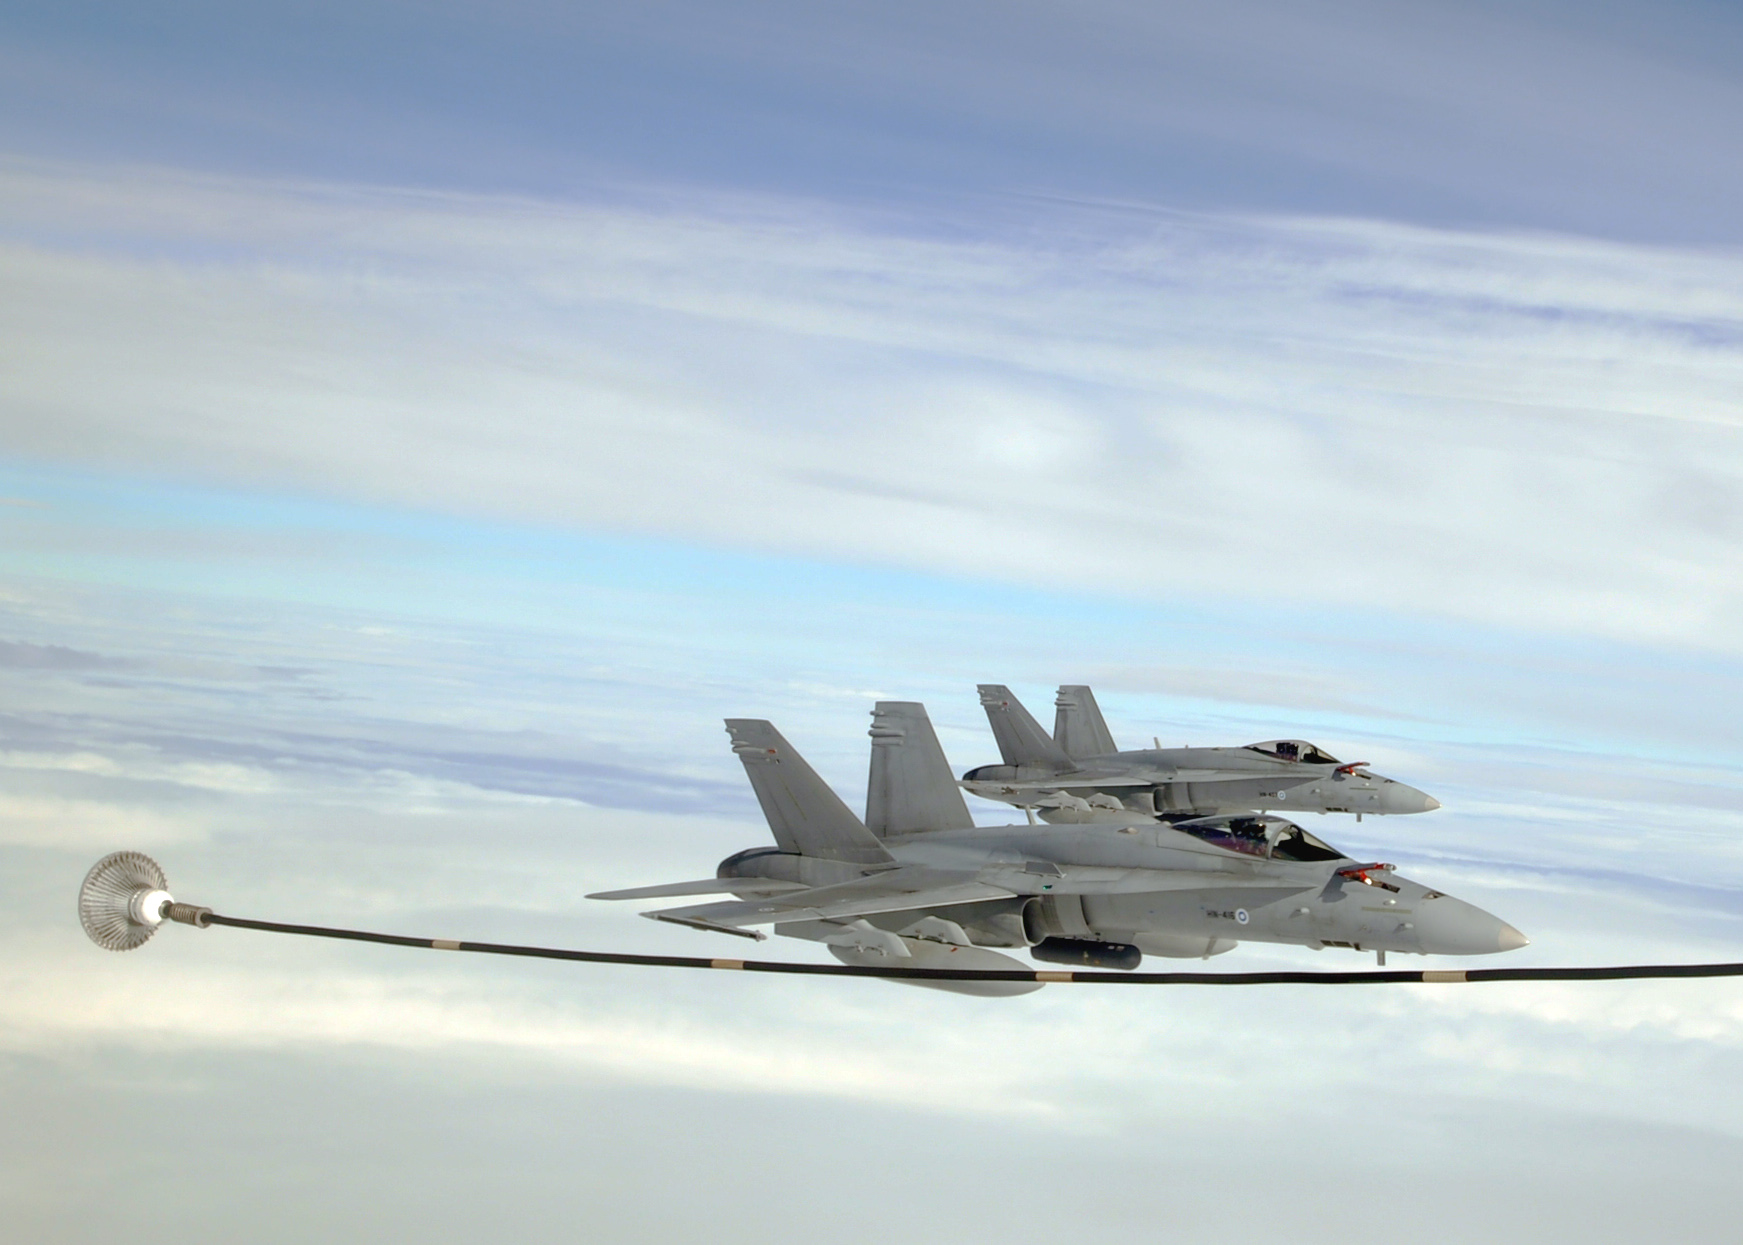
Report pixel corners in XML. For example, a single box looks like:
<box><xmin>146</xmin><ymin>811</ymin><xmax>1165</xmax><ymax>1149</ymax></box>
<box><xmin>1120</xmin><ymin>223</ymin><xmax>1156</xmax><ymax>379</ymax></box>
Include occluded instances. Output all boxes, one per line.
<box><xmin>5</xmin><ymin>3</ymin><xmax>1743</xmax><ymax>1242</ymax></box>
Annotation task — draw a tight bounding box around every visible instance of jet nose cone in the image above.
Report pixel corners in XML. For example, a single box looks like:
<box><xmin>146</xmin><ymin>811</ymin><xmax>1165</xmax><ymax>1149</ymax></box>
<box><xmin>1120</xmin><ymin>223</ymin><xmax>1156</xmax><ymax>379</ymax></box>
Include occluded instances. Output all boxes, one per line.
<box><xmin>1378</xmin><ymin>782</ymin><xmax>1441</xmax><ymax>814</ymax></box>
<box><xmin>1413</xmin><ymin>895</ymin><xmax>1526</xmax><ymax>956</ymax></box>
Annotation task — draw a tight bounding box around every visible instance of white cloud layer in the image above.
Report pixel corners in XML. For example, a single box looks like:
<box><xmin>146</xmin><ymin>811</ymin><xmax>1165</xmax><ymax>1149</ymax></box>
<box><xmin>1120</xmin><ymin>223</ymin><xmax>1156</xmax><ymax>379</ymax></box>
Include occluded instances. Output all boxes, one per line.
<box><xmin>7</xmin><ymin>154</ymin><xmax>1743</xmax><ymax>1242</ymax></box>
<box><xmin>4</xmin><ymin>569</ymin><xmax>1742</xmax><ymax>1129</ymax></box>
<box><xmin>4</xmin><ymin>158</ymin><xmax>1743</xmax><ymax>650</ymax></box>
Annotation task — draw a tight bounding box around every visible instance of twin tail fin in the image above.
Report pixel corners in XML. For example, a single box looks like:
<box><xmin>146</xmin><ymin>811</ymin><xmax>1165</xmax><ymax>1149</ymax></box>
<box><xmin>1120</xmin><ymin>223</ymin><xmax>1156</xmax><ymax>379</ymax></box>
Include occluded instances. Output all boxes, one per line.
<box><xmin>977</xmin><ymin>684</ymin><xmax>1072</xmax><ymax>770</ymax></box>
<box><xmin>1053</xmin><ymin>685</ymin><xmax>1118</xmax><ymax>759</ymax></box>
<box><xmin>866</xmin><ymin>702</ymin><xmax>974</xmax><ymax>837</ymax></box>
<box><xmin>725</xmin><ymin>720</ymin><xmax>893</xmax><ymax>864</ymax></box>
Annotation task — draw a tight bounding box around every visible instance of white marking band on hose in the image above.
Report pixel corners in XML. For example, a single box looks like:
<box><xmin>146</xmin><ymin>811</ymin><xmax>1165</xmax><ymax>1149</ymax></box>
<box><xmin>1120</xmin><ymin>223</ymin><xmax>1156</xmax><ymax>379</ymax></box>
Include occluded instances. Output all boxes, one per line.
<box><xmin>196</xmin><ymin>911</ymin><xmax>1743</xmax><ymax>987</ymax></box>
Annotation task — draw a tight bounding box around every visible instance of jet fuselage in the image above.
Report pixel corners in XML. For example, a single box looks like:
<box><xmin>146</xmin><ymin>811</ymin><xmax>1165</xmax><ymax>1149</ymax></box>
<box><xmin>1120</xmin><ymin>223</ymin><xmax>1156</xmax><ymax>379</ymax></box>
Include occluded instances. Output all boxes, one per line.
<box><xmin>963</xmin><ymin>744</ymin><xmax>1442</xmax><ymax>818</ymax></box>
<box><xmin>718</xmin><ymin>815</ymin><xmax>1522</xmax><ymax>959</ymax></box>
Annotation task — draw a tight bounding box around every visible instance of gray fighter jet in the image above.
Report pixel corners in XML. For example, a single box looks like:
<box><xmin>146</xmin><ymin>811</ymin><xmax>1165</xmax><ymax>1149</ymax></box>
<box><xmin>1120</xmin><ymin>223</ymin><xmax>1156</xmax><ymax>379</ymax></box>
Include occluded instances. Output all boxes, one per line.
<box><xmin>962</xmin><ymin>684</ymin><xmax>1440</xmax><ymax>820</ymax></box>
<box><xmin>590</xmin><ymin>704</ymin><xmax>1524</xmax><ymax>997</ymax></box>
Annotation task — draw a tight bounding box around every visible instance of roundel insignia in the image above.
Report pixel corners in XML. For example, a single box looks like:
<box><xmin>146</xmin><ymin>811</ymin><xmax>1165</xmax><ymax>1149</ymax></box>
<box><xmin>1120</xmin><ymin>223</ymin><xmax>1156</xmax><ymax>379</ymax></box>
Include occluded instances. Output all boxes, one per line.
<box><xmin>1235</xmin><ymin>908</ymin><xmax>1250</xmax><ymax>925</ymax></box>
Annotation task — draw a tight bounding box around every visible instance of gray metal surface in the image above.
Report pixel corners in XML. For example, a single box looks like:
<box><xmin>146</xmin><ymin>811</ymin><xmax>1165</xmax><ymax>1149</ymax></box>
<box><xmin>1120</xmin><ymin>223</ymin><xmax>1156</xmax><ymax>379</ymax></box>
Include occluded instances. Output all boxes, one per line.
<box><xmin>866</xmin><ymin>701</ymin><xmax>974</xmax><ymax>837</ymax></box>
<box><xmin>964</xmin><ymin>684</ymin><xmax>1441</xmax><ymax>819</ymax></box>
<box><xmin>602</xmin><ymin>706</ymin><xmax>1523</xmax><ymax>993</ymax></box>
<box><xmin>1054</xmin><ymin>685</ymin><xmax>1117</xmax><ymax>760</ymax></box>
<box><xmin>977</xmin><ymin>684</ymin><xmax>1072</xmax><ymax>769</ymax></box>
<box><xmin>725</xmin><ymin>719</ymin><xmax>892</xmax><ymax>865</ymax></box>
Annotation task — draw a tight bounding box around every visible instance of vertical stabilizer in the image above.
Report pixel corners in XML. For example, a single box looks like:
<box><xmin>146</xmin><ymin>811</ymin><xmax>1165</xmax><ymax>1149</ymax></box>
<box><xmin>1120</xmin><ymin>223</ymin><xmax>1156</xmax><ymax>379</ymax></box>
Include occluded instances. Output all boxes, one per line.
<box><xmin>1054</xmin><ymin>685</ymin><xmax>1118</xmax><ymax>759</ymax></box>
<box><xmin>725</xmin><ymin>721</ymin><xmax>893</xmax><ymax>864</ymax></box>
<box><xmin>866</xmin><ymin>702</ymin><xmax>975</xmax><ymax>836</ymax></box>
<box><xmin>977</xmin><ymin>685</ymin><xmax>1072</xmax><ymax>770</ymax></box>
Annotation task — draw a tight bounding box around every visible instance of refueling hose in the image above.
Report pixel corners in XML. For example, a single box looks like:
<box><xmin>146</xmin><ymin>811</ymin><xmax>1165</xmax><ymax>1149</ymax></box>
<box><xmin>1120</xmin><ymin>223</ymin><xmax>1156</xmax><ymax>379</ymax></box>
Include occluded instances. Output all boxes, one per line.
<box><xmin>197</xmin><ymin>912</ymin><xmax>1743</xmax><ymax>986</ymax></box>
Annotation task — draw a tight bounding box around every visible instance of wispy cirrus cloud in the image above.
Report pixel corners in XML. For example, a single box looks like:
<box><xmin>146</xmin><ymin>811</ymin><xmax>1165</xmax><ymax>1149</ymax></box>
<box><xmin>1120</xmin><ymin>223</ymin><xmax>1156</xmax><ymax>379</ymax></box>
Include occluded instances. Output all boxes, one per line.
<box><xmin>7</xmin><ymin>460</ymin><xmax>1743</xmax><ymax>1244</ymax></box>
<box><xmin>3</xmin><ymin>159</ymin><xmax>1743</xmax><ymax>653</ymax></box>
<box><xmin>8</xmin><ymin>5</ymin><xmax>1743</xmax><ymax>1239</ymax></box>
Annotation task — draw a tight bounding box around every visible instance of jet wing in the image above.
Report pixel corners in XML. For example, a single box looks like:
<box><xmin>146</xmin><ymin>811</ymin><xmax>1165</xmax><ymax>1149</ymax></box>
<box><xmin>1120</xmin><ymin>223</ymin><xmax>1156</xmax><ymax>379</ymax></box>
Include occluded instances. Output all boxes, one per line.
<box><xmin>639</xmin><ymin>863</ymin><xmax>1319</xmax><ymax>933</ymax></box>
<box><xmin>962</xmin><ymin>776</ymin><xmax>1158</xmax><ymax>790</ymax></box>
<box><xmin>964</xmin><ymin>771</ymin><xmax>1325</xmax><ymax>793</ymax></box>
<box><xmin>978</xmin><ymin>865</ymin><xmax>1321</xmax><ymax>897</ymax></box>
<box><xmin>642</xmin><ymin>866</ymin><xmax>1014</xmax><ymax>928</ymax></box>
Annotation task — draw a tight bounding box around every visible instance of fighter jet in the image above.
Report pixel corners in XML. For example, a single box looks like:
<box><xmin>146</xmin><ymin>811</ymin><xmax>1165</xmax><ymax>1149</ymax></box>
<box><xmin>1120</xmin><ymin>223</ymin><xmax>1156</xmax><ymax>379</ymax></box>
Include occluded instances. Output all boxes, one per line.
<box><xmin>590</xmin><ymin>703</ymin><xmax>1524</xmax><ymax>997</ymax></box>
<box><xmin>961</xmin><ymin>684</ymin><xmax>1440</xmax><ymax>821</ymax></box>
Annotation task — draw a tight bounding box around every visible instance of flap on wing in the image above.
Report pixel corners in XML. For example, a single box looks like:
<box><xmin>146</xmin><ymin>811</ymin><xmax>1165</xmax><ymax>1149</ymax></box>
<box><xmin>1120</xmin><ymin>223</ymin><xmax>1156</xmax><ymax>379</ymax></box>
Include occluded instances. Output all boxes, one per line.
<box><xmin>587</xmin><ymin>877</ymin><xmax>808</xmax><ymax>901</ymax></box>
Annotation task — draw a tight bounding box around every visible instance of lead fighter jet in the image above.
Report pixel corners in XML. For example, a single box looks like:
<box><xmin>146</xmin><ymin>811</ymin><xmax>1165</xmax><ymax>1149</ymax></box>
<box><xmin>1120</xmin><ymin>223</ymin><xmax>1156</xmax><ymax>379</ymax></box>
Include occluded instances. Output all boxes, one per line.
<box><xmin>591</xmin><ymin>704</ymin><xmax>1525</xmax><ymax>997</ymax></box>
<box><xmin>962</xmin><ymin>684</ymin><xmax>1440</xmax><ymax>820</ymax></box>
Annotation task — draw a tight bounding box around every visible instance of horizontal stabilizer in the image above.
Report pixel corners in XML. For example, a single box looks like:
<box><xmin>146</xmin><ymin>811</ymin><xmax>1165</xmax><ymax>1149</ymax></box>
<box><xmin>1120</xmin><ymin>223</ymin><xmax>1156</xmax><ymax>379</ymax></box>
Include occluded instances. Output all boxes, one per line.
<box><xmin>867</xmin><ymin>702</ymin><xmax>974</xmax><ymax>836</ymax></box>
<box><xmin>588</xmin><ymin>877</ymin><xmax>808</xmax><ymax>901</ymax></box>
<box><xmin>647</xmin><ymin>912</ymin><xmax>768</xmax><ymax>941</ymax></box>
<box><xmin>642</xmin><ymin>866</ymin><xmax>1013</xmax><ymax>928</ymax></box>
<box><xmin>726</xmin><ymin>720</ymin><xmax>893</xmax><ymax>865</ymax></box>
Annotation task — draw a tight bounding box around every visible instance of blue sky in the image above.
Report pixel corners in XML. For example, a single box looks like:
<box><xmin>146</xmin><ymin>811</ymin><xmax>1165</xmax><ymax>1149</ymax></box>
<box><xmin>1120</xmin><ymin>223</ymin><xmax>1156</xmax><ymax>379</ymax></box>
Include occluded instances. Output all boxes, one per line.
<box><xmin>8</xmin><ymin>2</ymin><xmax>1743</xmax><ymax>239</ymax></box>
<box><xmin>6</xmin><ymin>4</ymin><xmax>1743</xmax><ymax>1243</ymax></box>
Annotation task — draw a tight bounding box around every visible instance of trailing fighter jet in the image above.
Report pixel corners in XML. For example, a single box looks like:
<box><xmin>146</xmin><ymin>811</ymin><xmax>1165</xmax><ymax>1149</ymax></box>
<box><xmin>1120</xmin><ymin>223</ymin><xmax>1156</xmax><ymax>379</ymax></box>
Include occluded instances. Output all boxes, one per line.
<box><xmin>589</xmin><ymin>704</ymin><xmax>1523</xmax><ymax>997</ymax></box>
<box><xmin>961</xmin><ymin>684</ymin><xmax>1440</xmax><ymax>820</ymax></box>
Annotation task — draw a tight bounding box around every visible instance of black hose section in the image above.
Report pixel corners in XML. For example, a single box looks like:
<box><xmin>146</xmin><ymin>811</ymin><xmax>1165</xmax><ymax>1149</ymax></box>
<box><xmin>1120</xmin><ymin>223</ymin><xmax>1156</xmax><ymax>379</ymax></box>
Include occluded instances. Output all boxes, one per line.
<box><xmin>201</xmin><ymin>914</ymin><xmax>1743</xmax><ymax>985</ymax></box>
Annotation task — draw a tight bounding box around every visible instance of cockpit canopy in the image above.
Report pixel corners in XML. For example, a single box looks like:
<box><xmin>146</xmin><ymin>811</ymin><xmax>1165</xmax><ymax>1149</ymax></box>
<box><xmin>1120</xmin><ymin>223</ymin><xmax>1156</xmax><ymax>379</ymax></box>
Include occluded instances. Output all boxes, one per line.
<box><xmin>1176</xmin><ymin>815</ymin><xmax>1344</xmax><ymax>863</ymax></box>
<box><xmin>1246</xmin><ymin>739</ymin><xmax>1341</xmax><ymax>765</ymax></box>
